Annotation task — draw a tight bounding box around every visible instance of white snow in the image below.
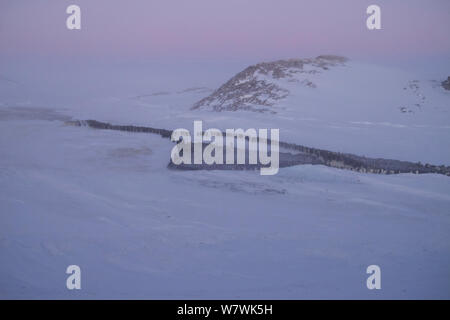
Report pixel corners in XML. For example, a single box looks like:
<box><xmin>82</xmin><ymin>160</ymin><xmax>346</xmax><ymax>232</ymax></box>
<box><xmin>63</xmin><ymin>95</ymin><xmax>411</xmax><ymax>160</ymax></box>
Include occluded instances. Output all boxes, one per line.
<box><xmin>0</xmin><ymin>57</ymin><xmax>449</xmax><ymax>299</ymax></box>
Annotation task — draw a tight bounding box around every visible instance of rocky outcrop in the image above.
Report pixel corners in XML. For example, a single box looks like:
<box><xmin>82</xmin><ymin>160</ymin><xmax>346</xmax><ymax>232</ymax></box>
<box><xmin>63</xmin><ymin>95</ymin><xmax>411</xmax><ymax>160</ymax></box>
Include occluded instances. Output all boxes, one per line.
<box><xmin>65</xmin><ymin>119</ymin><xmax>172</xmax><ymax>138</ymax></box>
<box><xmin>191</xmin><ymin>55</ymin><xmax>348</xmax><ymax>113</ymax></box>
<box><xmin>442</xmin><ymin>77</ymin><xmax>450</xmax><ymax>91</ymax></box>
<box><xmin>67</xmin><ymin>119</ymin><xmax>450</xmax><ymax>176</ymax></box>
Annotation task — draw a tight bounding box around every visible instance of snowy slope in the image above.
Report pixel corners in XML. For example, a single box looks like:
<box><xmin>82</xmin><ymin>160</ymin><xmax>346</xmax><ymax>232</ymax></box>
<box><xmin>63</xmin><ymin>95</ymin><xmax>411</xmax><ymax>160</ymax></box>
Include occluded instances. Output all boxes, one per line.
<box><xmin>1</xmin><ymin>117</ymin><xmax>450</xmax><ymax>299</ymax></box>
<box><xmin>0</xmin><ymin>57</ymin><xmax>450</xmax><ymax>299</ymax></box>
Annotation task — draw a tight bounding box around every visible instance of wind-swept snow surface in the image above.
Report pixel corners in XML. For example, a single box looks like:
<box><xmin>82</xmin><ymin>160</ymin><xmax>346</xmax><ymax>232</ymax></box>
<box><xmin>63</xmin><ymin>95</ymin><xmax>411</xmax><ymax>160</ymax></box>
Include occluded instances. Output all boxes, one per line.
<box><xmin>1</xmin><ymin>115</ymin><xmax>450</xmax><ymax>299</ymax></box>
<box><xmin>0</xmin><ymin>57</ymin><xmax>449</xmax><ymax>299</ymax></box>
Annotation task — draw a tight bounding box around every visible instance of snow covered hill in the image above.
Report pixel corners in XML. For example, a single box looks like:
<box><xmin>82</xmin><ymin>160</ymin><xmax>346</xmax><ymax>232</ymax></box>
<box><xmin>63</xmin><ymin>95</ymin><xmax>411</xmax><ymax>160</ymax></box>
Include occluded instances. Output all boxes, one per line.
<box><xmin>191</xmin><ymin>55</ymin><xmax>449</xmax><ymax>122</ymax></box>
<box><xmin>187</xmin><ymin>56</ymin><xmax>450</xmax><ymax>164</ymax></box>
<box><xmin>192</xmin><ymin>55</ymin><xmax>348</xmax><ymax>113</ymax></box>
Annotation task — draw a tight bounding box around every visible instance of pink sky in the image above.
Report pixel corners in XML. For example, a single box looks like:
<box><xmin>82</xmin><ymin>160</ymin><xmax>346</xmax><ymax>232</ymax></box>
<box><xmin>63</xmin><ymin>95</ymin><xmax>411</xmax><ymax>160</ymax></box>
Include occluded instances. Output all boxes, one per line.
<box><xmin>1</xmin><ymin>0</ymin><xmax>449</xmax><ymax>61</ymax></box>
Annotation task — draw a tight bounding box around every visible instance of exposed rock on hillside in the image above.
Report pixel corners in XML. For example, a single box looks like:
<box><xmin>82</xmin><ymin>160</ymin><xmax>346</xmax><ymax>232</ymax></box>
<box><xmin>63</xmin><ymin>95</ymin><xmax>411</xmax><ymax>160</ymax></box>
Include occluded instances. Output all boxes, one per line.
<box><xmin>191</xmin><ymin>55</ymin><xmax>348</xmax><ymax>113</ymax></box>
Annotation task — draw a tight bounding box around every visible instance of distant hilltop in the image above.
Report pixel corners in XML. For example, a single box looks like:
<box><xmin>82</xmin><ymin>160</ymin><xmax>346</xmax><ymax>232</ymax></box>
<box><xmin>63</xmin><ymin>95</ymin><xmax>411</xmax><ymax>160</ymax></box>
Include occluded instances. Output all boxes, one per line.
<box><xmin>191</xmin><ymin>55</ymin><xmax>348</xmax><ymax>113</ymax></box>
